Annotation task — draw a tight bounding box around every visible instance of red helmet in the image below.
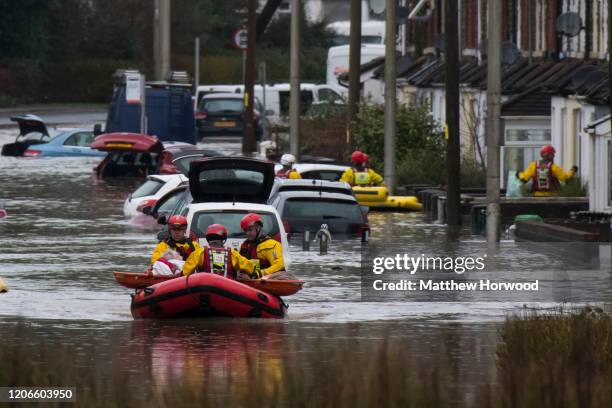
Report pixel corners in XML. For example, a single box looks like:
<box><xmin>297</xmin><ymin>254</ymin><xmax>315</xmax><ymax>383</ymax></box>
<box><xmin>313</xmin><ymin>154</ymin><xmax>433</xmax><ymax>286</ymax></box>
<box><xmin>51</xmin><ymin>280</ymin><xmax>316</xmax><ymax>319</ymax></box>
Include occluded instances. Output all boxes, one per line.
<box><xmin>240</xmin><ymin>213</ymin><xmax>262</xmax><ymax>231</ymax></box>
<box><xmin>351</xmin><ymin>150</ymin><xmax>365</xmax><ymax>164</ymax></box>
<box><xmin>363</xmin><ymin>153</ymin><xmax>369</xmax><ymax>164</ymax></box>
<box><xmin>168</xmin><ymin>215</ymin><xmax>188</xmax><ymax>229</ymax></box>
<box><xmin>205</xmin><ymin>224</ymin><xmax>228</xmax><ymax>241</ymax></box>
<box><xmin>540</xmin><ymin>145</ymin><xmax>555</xmax><ymax>157</ymax></box>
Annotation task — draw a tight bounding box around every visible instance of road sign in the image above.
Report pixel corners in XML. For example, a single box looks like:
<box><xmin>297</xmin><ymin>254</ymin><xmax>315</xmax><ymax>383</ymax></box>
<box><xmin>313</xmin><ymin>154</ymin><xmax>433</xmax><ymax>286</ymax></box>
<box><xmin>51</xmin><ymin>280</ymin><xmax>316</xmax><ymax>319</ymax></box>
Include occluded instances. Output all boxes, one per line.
<box><xmin>232</xmin><ymin>27</ymin><xmax>248</xmax><ymax>51</ymax></box>
<box><xmin>125</xmin><ymin>73</ymin><xmax>143</xmax><ymax>105</ymax></box>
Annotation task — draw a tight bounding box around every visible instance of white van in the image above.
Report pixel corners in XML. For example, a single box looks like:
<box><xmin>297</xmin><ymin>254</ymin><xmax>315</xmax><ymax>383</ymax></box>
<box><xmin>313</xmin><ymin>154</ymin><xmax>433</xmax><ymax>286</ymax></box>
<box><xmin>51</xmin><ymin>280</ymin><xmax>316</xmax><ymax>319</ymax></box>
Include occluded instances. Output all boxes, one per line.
<box><xmin>326</xmin><ymin>44</ymin><xmax>386</xmax><ymax>92</ymax></box>
<box><xmin>326</xmin><ymin>21</ymin><xmax>386</xmax><ymax>46</ymax></box>
<box><xmin>194</xmin><ymin>83</ymin><xmax>345</xmax><ymax>125</ymax></box>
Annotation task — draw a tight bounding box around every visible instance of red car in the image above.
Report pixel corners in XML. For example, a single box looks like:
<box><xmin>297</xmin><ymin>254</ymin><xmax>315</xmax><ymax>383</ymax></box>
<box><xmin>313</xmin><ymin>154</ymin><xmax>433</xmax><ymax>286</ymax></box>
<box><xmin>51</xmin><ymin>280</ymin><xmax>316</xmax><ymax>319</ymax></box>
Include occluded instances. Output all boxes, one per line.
<box><xmin>91</xmin><ymin>133</ymin><xmax>199</xmax><ymax>178</ymax></box>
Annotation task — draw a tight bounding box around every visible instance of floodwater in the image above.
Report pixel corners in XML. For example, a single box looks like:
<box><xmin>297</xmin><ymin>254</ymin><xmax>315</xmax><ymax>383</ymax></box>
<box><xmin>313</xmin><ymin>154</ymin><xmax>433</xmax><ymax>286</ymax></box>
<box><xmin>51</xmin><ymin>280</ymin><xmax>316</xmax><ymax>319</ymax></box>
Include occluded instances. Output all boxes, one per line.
<box><xmin>1</xmin><ymin>119</ymin><xmax>611</xmax><ymax>401</ymax></box>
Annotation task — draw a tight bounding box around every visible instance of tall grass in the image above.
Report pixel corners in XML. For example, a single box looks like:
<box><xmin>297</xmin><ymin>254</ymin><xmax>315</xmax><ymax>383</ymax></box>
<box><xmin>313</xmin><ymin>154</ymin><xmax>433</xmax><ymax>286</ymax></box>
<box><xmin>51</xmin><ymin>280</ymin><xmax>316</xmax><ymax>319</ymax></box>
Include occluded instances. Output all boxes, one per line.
<box><xmin>2</xmin><ymin>310</ymin><xmax>611</xmax><ymax>407</ymax></box>
<box><xmin>497</xmin><ymin>307</ymin><xmax>612</xmax><ymax>408</ymax></box>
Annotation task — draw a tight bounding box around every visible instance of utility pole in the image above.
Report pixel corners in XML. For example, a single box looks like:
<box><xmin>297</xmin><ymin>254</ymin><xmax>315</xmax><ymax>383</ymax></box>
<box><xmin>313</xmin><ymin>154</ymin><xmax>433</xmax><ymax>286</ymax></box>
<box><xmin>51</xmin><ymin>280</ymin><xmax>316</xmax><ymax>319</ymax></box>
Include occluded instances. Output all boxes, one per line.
<box><xmin>348</xmin><ymin>0</ymin><xmax>362</xmax><ymax>151</ymax></box>
<box><xmin>384</xmin><ymin>0</ymin><xmax>396</xmax><ymax>193</ymax></box>
<box><xmin>194</xmin><ymin>37</ymin><xmax>200</xmax><ymax>93</ymax></box>
<box><xmin>243</xmin><ymin>0</ymin><xmax>257</xmax><ymax>155</ymax></box>
<box><xmin>154</xmin><ymin>0</ymin><xmax>171</xmax><ymax>81</ymax></box>
<box><xmin>486</xmin><ymin>0</ymin><xmax>502</xmax><ymax>245</ymax></box>
<box><xmin>609</xmin><ymin>0</ymin><xmax>612</xmax><ymax>130</ymax></box>
<box><xmin>289</xmin><ymin>0</ymin><xmax>301</xmax><ymax>158</ymax></box>
<box><xmin>445</xmin><ymin>0</ymin><xmax>460</xmax><ymax>228</ymax></box>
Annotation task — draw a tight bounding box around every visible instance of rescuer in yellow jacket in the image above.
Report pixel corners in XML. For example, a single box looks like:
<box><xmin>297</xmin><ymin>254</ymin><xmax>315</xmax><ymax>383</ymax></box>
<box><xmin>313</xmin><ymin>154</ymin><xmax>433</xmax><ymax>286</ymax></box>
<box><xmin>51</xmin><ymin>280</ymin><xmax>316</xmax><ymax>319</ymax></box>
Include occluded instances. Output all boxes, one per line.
<box><xmin>238</xmin><ymin>213</ymin><xmax>285</xmax><ymax>277</ymax></box>
<box><xmin>516</xmin><ymin>144</ymin><xmax>577</xmax><ymax>197</ymax></box>
<box><xmin>150</xmin><ymin>215</ymin><xmax>202</xmax><ymax>264</ymax></box>
<box><xmin>340</xmin><ymin>150</ymin><xmax>385</xmax><ymax>187</ymax></box>
<box><xmin>181</xmin><ymin>224</ymin><xmax>256</xmax><ymax>278</ymax></box>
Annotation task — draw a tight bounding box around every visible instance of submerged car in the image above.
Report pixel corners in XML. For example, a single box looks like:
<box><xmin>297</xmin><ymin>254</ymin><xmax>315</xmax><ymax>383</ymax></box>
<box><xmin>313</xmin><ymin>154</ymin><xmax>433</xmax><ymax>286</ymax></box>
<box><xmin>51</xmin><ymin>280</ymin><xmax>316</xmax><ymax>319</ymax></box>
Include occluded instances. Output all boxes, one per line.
<box><xmin>91</xmin><ymin>133</ymin><xmax>196</xmax><ymax>178</ymax></box>
<box><xmin>159</xmin><ymin>148</ymin><xmax>223</xmax><ymax>175</ymax></box>
<box><xmin>124</xmin><ymin>174</ymin><xmax>188</xmax><ymax>217</ymax></box>
<box><xmin>274</xmin><ymin>163</ymin><xmax>350</xmax><ymax>182</ymax></box>
<box><xmin>195</xmin><ymin>93</ymin><xmax>268</xmax><ymax>140</ymax></box>
<box><xmin>268</xmin><ymin>178</ymin><xmax>353</xmax><ymax>203</ymax></box>
<box><xmin>23</xmin><ymin>129</ymin><xmax>105</xmax><ymax>158</ymax></box>
<box><xmin>1</xmin><ymin>115</ymin><xmax>55</xmax><ymax>157</ymax></box>
<box><xmin>269</xmin><ymin>189</ymin><xmax>369</xmax><ymax>238</ymax></box>
<box><xmin>160</xmin><ymin>157</ymin><xmax>291</xmax><ymax>266</ymax></box>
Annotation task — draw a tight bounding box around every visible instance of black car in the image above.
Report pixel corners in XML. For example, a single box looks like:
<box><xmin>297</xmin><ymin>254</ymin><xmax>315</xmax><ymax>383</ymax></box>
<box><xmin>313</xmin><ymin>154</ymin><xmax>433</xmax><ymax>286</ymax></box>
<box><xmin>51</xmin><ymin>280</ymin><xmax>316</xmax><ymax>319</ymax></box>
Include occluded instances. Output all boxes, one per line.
<box><xmin>1</xmin><ymin>114</ymin><xmax>54</xmax><ymax>157</ymax></box>
<box><xmin>269</xmin><ymin>190</ymin><xmax>369</xmax><ymax>238</ymax></box>
<box><xmin>195</xmin><ymin>93</ymin><xmax>268</xmax><ymax>140</ymax></box>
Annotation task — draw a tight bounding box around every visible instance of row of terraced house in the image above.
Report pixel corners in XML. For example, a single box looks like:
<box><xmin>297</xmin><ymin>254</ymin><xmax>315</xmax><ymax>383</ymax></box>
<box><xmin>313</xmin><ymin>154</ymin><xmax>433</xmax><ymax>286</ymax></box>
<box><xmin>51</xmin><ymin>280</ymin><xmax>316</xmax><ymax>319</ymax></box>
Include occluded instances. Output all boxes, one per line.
<box><xmin>359</xmin><ymin>0</ymin><xmax>612</xmax><ymax>212</ymax></box>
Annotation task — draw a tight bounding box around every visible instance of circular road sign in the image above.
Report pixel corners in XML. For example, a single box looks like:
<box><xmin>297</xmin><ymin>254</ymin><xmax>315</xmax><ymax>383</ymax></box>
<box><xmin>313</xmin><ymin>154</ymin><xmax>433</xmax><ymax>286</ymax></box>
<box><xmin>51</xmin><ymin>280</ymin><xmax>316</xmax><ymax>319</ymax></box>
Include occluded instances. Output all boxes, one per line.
<box><xmin>232</xmin><ymin>28</ymin><xmax>248</xmax><ymax>51</ymax></box>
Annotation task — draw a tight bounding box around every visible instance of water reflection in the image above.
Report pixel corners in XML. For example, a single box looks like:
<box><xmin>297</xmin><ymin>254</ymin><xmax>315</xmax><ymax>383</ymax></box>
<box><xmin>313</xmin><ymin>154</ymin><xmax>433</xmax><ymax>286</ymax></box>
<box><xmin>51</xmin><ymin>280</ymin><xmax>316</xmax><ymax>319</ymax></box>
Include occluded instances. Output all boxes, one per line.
<box><xmin>129</xmin><ymin>320</ymin><xmax>286</xmax><ymax>398</ymax></box>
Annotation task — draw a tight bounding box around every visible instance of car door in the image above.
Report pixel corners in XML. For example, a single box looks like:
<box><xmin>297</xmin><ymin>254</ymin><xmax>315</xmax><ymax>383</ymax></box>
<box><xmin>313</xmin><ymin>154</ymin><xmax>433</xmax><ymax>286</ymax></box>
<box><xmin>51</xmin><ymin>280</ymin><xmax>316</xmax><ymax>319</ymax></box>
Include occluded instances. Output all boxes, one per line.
<box><xmin>63</xmin><ymin>131</ymin><xmax>97</xmax><ymax>156</ymax></box>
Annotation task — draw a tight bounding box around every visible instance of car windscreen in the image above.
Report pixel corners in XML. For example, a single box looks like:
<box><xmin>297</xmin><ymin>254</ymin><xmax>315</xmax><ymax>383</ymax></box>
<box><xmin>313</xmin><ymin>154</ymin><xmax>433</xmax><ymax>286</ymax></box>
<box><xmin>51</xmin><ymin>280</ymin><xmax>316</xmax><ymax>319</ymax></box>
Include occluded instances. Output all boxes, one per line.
<box><xmin>301</xmin><ymin>170</ymin><xmax>344</xmax><ymax>182</ymax></box>
<box><xmin>174</xmin><ymin>154</ymin><xmax>220</xmax><ymax>174</ymax></box>
<box><xmin>197</xmin><ymin>169</ymin><xmax>265</xmax><ymax>196</ymax></box>
<box><xmin>284</xmin><ymin>198</ymin><xmax>362</xmax><ymax>220</ymax></box>
<box><xmin>200</xmin><ymin>99</ymin><xmax>243</xmax><ymax>113</ymax></box>
<box><xmin>192</xmin><ymin>210</ymin><xmax>279</xmax><ymax>238</ymax></box>
<box><xmin>156</xmin><ymin>189</ymin><xmax>186</xmax><ymax>215</ymax></box>
<box><xmin>131</xmin><ymin>179</ymin><xmax>164</xmax><ymax>199</ymax></box>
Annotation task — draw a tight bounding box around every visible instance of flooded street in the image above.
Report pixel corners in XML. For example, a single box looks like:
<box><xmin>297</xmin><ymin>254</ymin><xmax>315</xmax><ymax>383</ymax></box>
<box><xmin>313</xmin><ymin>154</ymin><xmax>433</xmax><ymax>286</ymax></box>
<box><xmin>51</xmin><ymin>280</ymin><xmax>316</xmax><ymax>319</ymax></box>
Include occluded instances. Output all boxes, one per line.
<box><xmin>1</xmin><ymin>120</ymin><xmax>611</xmax><ymax>404</ymax></box>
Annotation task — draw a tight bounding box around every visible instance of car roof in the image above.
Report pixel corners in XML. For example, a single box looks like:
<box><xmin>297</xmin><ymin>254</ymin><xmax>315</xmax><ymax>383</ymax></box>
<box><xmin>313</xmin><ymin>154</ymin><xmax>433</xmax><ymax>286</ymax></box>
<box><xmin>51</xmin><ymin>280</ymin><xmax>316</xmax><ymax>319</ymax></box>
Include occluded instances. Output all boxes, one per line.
<box><xmin>294</xmin><ymin>163</ymin><xmax>349</xmax><ymax>172</ymax></box>
<box><xmin>148</xmin><ymin>174</ymin><xmax>188</xmax><ymax>183</ymax></box>
<box><xmin>188</xmin><ymin>202</ymin><xmax>281</xmax><ymax>212</ymax></box>
<box><xmin>277</xmin><ymin>191</ymin><xmax>358</xmax><ymax>202</ymax></box>
<box><xmin>202</xmin><ymin>93</ymin><xmax>243</xmax><ymax>99</ymax></box>
<box><xmin>271</xmin><ymin>178</ymin><xmax>352</xmax><ymax>195</ymax></box>
<box><xmin>171</xmin><ymin>149</ymin><xmax>223</xmax><ymax>160</ymax></box>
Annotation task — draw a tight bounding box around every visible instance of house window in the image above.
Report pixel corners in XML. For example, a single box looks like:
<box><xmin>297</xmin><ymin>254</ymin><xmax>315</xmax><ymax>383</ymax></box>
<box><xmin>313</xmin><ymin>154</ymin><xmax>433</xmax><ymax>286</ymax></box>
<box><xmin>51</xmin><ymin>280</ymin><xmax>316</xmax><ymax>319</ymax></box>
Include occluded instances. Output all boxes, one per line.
<box><xmin>502</xmin><ymin>127</ymin><xmax>551</xmax><ymax>188</ymax></box>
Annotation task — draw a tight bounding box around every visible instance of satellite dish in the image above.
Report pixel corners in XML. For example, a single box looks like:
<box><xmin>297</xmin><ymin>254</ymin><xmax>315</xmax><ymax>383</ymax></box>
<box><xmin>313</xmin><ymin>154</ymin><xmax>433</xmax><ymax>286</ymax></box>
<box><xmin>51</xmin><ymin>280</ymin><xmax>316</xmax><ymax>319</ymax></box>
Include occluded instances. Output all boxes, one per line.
<box><xmin>501</xmin><ymin>41</ymin><xmax>520</xmax><ymax>65</ymax></box>
<box><xmin>479</xmin><ymin>40</ymin><xmax>488</xmax><ymax>57</ymax></box>
<box><xmin>433</xmin><ymin>33</ymin><xmax>445</xmax><ymax>52</ymax></box>
<box><xmin>556</xmin><ymin>12</ymin><xmax>582</xmax><ymax>37</ymax></box>
<box><xmin>571</xmin><ymin>66</ymin><xmax>599</xmax><ymax>89</ymax></box>
<box><xmin>369</xmin><ymin>0</ymin><xmax>386</xmax><ymax>14</ymax></box>
<box><xmin>582</xmin><ymin>70</ymin><xmax>608</xmax><ymax>90</ymax></box>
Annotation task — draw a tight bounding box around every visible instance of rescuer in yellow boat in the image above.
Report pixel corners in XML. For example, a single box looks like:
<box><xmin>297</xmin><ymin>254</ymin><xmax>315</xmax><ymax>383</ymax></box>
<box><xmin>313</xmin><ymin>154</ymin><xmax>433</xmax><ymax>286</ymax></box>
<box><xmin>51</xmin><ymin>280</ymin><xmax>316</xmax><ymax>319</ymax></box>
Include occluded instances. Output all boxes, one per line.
<box><xmin>181</xmin><ymin>224</ymin><xmax>256</xmax><ymax>278</ymax></box>
<box><xmin>239</xmin><ymin>213</ymin><xmax>285</xmax><ymax>277</ymax></box>
<box><xmin>340</xmin><ymin>150</ymin><xmax>385</xmax><ymax>187</ymax></box>
<box><xmin>516</xmin><ymin>144</ymin><xmax>577</xmax><ymax>197</ymax></box>
<box><xmin>150</xmin><ymin>215</ymin><xmax>202</xmax><ymax>264</ymax></box>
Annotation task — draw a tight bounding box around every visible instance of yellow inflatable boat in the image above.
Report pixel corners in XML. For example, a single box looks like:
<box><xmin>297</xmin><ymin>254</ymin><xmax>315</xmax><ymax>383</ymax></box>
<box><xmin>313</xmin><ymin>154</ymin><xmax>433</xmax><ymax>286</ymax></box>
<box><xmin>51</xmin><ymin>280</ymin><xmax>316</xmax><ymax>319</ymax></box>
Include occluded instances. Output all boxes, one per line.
<box><xmin>352</xmin><ymin>186</ymin><xmax>422</xmax><ymax>211</ymax></box>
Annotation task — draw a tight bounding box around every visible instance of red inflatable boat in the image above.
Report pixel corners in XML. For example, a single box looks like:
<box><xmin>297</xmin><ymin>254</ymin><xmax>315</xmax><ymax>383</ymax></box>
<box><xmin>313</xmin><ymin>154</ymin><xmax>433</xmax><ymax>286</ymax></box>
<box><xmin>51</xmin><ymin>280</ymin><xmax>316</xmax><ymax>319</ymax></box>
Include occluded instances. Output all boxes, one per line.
<box><xmin>130</xmin><ymin>273</ymin><xmax>287</xmax><ymax>319</ymax></box>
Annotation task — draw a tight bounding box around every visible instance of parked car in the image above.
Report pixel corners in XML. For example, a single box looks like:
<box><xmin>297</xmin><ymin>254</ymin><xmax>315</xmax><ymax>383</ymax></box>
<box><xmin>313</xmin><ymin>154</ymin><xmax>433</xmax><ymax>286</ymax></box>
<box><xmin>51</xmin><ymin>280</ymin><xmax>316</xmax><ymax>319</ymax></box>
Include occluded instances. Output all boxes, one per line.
<box><xmin>268</xmin><ymin>178</ymin><xmax>354</xmax><ymax>203</ymax></box>
<box><xmin>160</xmin><ymin>157</ymin><xmax>291</xmax><ymax>266</ymax></box>
<box><xmin>23</xmin><ymin>129</ymin><xmax>106</xmax><ymax>157</ymax></box>
<box><xmin>123</xmin><ymin>174</ymin><xmax>188</xmax><ymax>217</ymax></box>
<box><xmin>139</xmin><ymin>183</ymin><xmax>189</xmax><ymax>220</ymax></box>
<box><xmin>195</xmin><ymin>93</ymin><xmax>268</xmax><ymax>140</ymax></box>
<box><xmin>194</xmin><ymin>83</ymin><xmax>345</xmax><ymax>125</ymax></box>
<box><xmin>91</xmin><ymin>133</ymin><xmax>195</xmax><ymax>178</ymax></box>
<box><xmin>1</xmin><ymin>115</ymin><xmax>56</xmax><ymax>157</ymax></box>
<box><xmin>159</xmin><ymin>148</ymin><xmax>223</xmax><ymax>175</ymax></box>
<box><xmin>269</xmin><ymin>190</ymin><xmax>369</xmax><ymax>238</ymax></box>
<box><xmin>274</xmin><ymin>163</ymin><xmax>350</xmax><ymax>182</ymax></box>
